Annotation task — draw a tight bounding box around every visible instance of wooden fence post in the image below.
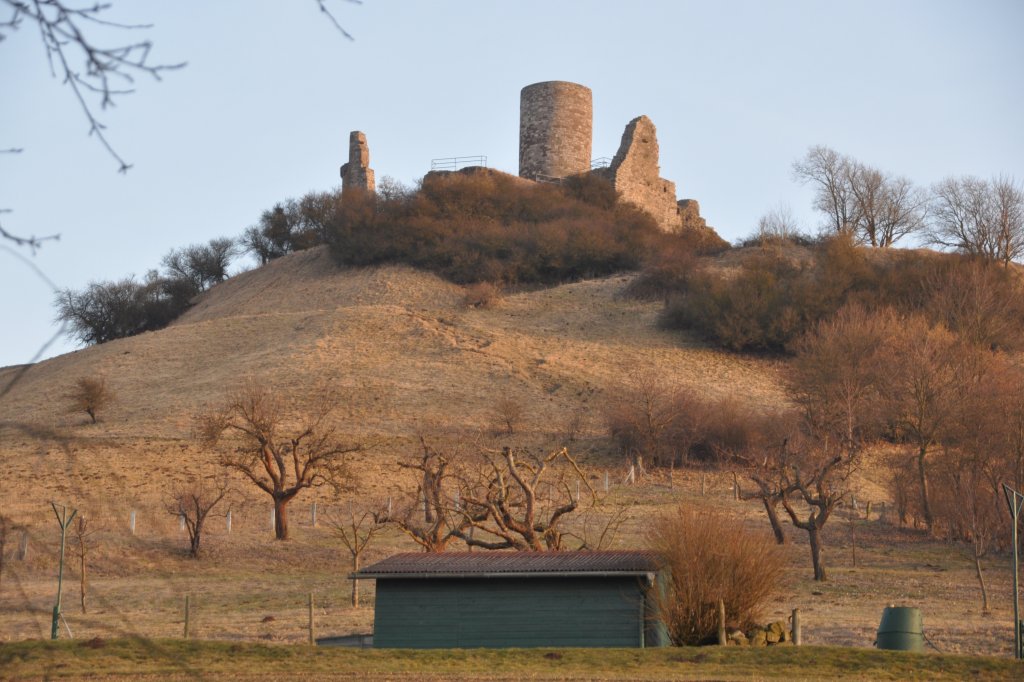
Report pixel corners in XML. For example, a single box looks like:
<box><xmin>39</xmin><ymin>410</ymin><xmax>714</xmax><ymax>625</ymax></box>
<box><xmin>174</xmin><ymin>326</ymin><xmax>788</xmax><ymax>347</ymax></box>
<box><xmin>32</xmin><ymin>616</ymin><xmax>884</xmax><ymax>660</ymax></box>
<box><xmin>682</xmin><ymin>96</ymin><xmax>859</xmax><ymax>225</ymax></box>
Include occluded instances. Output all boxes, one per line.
<box><xmin>792</xmin><ymin>608</ymin><xmax>802</xmax><ymax>646</ymax></box>
<box><xmin>184</xmin><ymin>594</ymin><xmax>190</xmax><ymax>639</ymax></box>
<box><xmin>718</xmin><ymin>599</ymin><xmax>727</xmax><ymax>645</ymax></box>
<box><xmin>17</xmin><ymin>530</ymin><xmax>29</xmax><ymax>560</ymax></box>
<box><xmin>308</xmin><ymin>592</ymin><xmax>315</xmax><ymax>645</ymax></box>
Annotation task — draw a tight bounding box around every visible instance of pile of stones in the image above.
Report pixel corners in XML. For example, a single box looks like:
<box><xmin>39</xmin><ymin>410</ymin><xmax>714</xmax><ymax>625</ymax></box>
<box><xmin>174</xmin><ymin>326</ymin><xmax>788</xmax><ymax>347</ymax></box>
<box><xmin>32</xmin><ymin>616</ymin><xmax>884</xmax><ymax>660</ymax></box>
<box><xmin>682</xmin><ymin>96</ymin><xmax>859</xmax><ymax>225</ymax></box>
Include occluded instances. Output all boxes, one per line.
<box><xmin>727</xmin><ymin>621</ymin><xmax>792</xmax><ymax>646</ymax></box>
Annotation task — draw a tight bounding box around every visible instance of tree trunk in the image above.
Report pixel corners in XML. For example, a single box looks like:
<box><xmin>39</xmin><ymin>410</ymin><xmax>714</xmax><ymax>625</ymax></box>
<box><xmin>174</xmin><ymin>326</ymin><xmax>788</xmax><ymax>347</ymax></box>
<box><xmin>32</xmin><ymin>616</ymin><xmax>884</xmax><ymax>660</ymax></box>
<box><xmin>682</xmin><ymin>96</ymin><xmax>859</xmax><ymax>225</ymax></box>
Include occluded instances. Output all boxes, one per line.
<box><xmin>763</xmin><ymin>499</ymin><xmax>787</xmax><ymax>545</ymax></box>
<box><xmin>917</xmin><ymin>445</ymin><xmax>934</xmax><ymax>532</ymax></box>
<box><xmin>808</xmin><ymin>525</ymin><xmax>827</xmax><ymax>582</ymax></box>
<box><xmin>79</xmin><ymin>544</ymin><xmax>87</xmax><ymax>613</ymax></box>
<box><xmin>191</xmin><ymin>517</ymin><xmax>204</xmax><ymax>557</ymax></box>
<box><xmin>422</xmin><ymin>471</ymin><xmax>434</xmax><ymax>523</ymax></box>
<box><xmin>973</xmin><ymin>546</ymin><xmax>989</xmax><ymax>612</ymax></box>
<box><xmin>351</xmin><ymin>554</ymin><xmax>359</xmax><ymax>608</ymax></box>
<box><xmin>850</xmin><ymin>514</ymin><xmax>857</xmax><ymax>568</ymax></box>
<box><xmin>274</xmin><ymin>497</ymin><xmax>289</xmax><ymax>540</ymax></box>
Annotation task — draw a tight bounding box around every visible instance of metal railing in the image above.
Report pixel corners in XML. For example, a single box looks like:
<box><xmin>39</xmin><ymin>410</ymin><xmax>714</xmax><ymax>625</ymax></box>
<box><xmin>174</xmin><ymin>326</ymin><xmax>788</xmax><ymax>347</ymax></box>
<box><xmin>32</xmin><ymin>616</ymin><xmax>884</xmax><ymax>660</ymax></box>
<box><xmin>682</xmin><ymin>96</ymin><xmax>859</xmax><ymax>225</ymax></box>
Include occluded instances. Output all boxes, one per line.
<box><xmin>430</xmin><ymin>156</ymin><xmax>488</xmax><ymax>171</ymax></box>
<box><xmin>590</xmin><ymin>157</ymin><xmax>612</xmax><ymax>170</ymax></box>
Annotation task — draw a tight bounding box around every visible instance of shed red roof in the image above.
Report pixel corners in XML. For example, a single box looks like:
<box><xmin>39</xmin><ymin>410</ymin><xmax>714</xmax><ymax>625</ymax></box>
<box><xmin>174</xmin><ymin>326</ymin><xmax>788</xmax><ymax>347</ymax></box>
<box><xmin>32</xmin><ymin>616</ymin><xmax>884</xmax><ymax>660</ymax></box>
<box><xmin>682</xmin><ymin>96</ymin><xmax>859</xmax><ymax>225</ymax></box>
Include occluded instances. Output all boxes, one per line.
<box><xmin>353</xmin><ymin>550</ymin><xmax>659</xmax><ymax>579</ymax></box>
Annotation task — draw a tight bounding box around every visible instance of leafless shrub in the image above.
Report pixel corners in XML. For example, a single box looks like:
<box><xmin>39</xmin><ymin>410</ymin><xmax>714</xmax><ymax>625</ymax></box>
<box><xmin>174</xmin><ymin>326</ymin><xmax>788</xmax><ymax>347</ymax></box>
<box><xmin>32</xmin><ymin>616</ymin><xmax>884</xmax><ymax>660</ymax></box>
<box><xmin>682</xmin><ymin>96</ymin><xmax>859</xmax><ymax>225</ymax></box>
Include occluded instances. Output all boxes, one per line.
<box><xmin>490</xmin><ymin>395</ymin><xmax>526</xmax><ymax>436</ymax></box>
<box><xmin>327</xmin><ymin>499</ymin><xmax>389</xmax><ymax>607</ymax></box>
<box><xmin>462</xmin><ymin>281</ymin><xmax>502</xmax><ymax>309</ymax></box>
<box><xmin>66</xmin><ymin>376</ymin><xmax>114</xmax><ymax>424</ymax></box>
<box><xmin>562</xmin><ymin>408</ymin><xmax>588</xmax><ymax>443</ymax></box>
<box><xmin>756</xmin><ymin>203</ymin><xmax>803</xmax><ymax>244</ymax></box>
<box><xmin>647</xmin><ymin>506</ymin><xmax>785</xmax><ymax>645</ymax></box>
<box><xmin>166</xmin><ymin>474</ymin><xmax>230</xmax><ymax>558</ymax></box>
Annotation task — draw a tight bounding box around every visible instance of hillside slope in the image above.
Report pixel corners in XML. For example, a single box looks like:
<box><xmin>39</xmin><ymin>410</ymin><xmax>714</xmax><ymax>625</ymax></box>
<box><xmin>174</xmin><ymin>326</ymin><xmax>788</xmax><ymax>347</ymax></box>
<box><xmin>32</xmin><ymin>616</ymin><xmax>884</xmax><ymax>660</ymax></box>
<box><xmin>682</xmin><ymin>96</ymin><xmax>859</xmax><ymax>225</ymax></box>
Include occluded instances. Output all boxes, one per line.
<box><xmin>0</xmin><ymin>246</ymin><xmax>788</xmax><ymax>443</ymax></box>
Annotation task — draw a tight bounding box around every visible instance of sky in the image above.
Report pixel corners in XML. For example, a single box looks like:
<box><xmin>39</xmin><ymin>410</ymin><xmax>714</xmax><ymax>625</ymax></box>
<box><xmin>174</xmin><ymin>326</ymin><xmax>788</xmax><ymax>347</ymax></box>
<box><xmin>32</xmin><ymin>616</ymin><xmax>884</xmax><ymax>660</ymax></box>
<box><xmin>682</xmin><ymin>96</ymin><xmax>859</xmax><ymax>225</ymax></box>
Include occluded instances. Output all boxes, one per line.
<box><xmin>1</xmin><ymin>0</ymin><xmax>1022</xmax><ymax>368</ymax></box>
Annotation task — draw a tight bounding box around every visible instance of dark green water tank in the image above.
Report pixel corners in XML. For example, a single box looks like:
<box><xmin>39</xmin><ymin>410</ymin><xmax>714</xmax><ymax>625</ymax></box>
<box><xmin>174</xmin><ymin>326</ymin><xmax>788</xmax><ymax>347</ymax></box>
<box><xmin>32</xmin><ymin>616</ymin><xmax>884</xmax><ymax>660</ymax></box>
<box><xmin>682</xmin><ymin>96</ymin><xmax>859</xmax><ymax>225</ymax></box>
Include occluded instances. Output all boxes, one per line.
<box><xmin>875</xmin><ymin>606</ymin><xmax>924</xmax><ymax>652</ymax></box>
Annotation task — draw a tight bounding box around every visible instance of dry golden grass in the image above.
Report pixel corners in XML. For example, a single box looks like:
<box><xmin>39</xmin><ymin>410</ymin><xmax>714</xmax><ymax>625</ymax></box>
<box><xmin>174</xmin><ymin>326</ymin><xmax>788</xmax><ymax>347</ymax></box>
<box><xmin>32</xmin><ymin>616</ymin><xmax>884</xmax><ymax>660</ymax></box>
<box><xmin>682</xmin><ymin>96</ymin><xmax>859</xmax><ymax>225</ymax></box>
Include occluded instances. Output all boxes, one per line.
<box><xmin>0</xmin><ymin>247</ymin><xmax>1015</xmax><ymax>662</ymax></box>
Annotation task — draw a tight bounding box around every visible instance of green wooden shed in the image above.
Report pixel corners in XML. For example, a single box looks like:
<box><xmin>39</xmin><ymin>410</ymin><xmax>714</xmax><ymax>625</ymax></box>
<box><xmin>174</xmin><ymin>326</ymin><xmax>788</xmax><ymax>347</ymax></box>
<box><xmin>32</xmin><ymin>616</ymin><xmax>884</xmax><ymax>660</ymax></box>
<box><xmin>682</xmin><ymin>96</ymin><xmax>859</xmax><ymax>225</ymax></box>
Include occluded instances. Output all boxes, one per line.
<box><xmin>351</xmin><ymin>550</ymin><xmax>667</xmax><ymax>648</ymax></box>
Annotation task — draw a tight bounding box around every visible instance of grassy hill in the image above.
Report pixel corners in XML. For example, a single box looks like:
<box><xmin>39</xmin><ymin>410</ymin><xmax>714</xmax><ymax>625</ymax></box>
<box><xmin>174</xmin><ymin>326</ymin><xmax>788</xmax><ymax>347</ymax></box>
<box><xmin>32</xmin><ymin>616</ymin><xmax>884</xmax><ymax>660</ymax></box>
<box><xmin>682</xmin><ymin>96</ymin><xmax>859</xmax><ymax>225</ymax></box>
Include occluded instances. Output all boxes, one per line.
<box><xmin>0</xmin><ymin>246</ymin><xmax>1016</xmax><ymax>661</ymax></box>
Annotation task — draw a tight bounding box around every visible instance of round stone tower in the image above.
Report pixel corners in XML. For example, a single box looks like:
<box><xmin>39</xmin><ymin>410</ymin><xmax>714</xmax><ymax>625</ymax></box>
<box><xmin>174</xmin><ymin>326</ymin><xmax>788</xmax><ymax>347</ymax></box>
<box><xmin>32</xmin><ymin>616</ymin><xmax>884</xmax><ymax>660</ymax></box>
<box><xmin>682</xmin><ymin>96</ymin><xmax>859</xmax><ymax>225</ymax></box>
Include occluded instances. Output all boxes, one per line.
<box><xmin>518</xmin><ymin>81</ymin><xmax>592</xmax><ymax>181</ymax></box>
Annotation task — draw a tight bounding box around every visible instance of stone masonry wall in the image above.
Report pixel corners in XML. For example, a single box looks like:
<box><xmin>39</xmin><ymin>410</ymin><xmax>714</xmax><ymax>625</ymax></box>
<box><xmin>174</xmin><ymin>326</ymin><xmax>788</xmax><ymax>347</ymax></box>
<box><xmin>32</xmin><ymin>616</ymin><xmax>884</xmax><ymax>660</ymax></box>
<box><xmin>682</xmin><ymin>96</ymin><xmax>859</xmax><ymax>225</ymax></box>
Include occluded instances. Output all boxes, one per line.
<box><xmin>605</xmin><ymin>116</ymin><xmax>682</xmax><ymax>233</ymax></box>
<box><xmin>519</xmin><ymin>81</ymin><xmax>592</xmax><ymax>181</ymax></box>
<box><xmin>340</xmin><ymin>131</ymin><xmax>375</xmax><ymax>197</ymax></box>
<box><xmin>677</xmin><ymin>199</ymin><xmax>709</xmax><ymax>233</ymax></box>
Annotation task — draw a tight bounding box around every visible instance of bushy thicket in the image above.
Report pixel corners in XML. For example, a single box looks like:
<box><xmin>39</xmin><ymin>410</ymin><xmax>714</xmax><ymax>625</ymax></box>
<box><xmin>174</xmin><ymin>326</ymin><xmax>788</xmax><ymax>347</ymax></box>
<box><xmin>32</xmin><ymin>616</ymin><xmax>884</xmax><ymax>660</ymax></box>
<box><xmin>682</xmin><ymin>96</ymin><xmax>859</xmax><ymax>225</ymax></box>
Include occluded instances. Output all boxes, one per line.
<box><xmin>325</xmin><ymin>170</ymin><xmax>711</xmax><ymax>286</ymax></box>
<box><xmin>240</xmin><ymin>191</ymin><xmax>343</xmax><ymax>264</ymax></box>
<box><xmin>657</xmin><ymin>234</ymin><xmax>1024</xmax><ymax>353</ymax></box>
<box><xmin>647</xmin><ymin>507</ymin><xmax>785</xmax><ymax>645</ymax></box>
<box><xmin>55</xmin><ymin>237</ymin><xmax>235</xmax><ymax>345</ymax></box>
<box><xmin>604</xmin><ymin>371</ymin><xmax>795</xmax><ymax>466</ymax></box>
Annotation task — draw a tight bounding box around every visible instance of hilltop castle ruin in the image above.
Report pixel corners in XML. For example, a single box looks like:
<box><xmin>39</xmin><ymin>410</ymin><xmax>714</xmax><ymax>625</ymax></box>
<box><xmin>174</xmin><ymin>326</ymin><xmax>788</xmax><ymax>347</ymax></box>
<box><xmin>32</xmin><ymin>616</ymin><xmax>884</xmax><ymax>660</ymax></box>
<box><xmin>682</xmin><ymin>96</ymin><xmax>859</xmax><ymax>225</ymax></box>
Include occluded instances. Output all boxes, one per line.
<box><xmin>340</xmin><ymin>81</ymin><xmax>711</xmax><ymax>235</ymax></box>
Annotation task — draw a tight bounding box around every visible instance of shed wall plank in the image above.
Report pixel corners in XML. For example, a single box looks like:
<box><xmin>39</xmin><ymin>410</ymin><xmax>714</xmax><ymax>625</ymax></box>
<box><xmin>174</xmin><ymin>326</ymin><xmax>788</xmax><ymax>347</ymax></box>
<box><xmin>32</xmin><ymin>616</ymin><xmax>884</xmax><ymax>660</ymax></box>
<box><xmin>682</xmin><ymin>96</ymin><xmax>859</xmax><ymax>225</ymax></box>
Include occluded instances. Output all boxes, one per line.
<box><xmin>374</xmin><ymin>576</ymin><xmax>646</xmax><ymax>648</ymax></box>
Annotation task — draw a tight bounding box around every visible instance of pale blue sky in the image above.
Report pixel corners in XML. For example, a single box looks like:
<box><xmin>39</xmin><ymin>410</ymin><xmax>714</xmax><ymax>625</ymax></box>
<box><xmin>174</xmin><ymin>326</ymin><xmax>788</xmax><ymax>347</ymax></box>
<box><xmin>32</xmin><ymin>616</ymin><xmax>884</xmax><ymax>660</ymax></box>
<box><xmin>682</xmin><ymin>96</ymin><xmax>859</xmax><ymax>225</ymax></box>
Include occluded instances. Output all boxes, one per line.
<box><xmin>2</xmin><ymin>0</ymin><xmax>1022</xmax><ymax>367</ymax></box>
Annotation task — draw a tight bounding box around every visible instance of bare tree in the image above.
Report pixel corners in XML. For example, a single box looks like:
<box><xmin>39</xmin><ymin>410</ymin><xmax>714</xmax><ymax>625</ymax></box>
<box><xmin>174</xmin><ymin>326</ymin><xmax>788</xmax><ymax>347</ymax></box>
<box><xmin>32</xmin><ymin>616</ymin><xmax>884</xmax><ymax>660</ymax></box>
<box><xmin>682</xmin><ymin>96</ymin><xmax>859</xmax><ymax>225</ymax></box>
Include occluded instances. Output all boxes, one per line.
<box><xmin>847</xmin><ymin>163</ymin><xmax>928</xmax><ymax>247</ymax></box>
<box><xmin>391</xmin><ymin>437</ymin><xmax>478</xmax><ymax>552</ymax></box>
<box><xmin>794</xmin><ymin>146</ymin><xmax>925</xmax><ymax>247</ymax></box>
<box><xmin>72</xmin><ymin>515</ymin><xmax>97</xmax><ymax>612</ymax></box>
<box><xmin>199</xmin><ymin>379</ymin><xmax>361</xmax><ymax>540</ymax></box>
<box><xmin>457</xmin><ymin>446</ymin><xmax>591</xmax><ymax>551</ymax></box>
<box><xmin>880</xmin><ymin>317</ymin><xmax>987</xmax><ymax>532</ymax></box>
<box><xmin>741</xmin><ymin>442</ymin><xmax>793</xmax><ymax>545</ymax></box>
<box><xmin>66</xmin><ymin>376</ymin><xmax>114</xmax><ymax>424</ymax></box>
<box><xmin>161</xmin><ymin>238</ymin><xmax>237</xmax><ymax>292</ymax></box>
<box><xmin>789</xmin><ymin>304</ymin><xmax>893</xmax><ymax>451</ymax></box>
<box><xmin>932</xmin><ymin>446</ymin><xmax>1001</xmax><ymax>612</ymax></box>
<box><xmin>792</xmin><ymin>145</ymin><xmax>859</xmax><ymax>237</ymax></box>
<box><xmin>327</xmin><ymin>499</ymin><xmax>388</xmax><ymax>607</ymax></box>
<box><xmin>0</xmin><ymin>514</ymin><xmax>9</xmax><ymax>597</ymax></box>
<box><xmin>167</xmin><ymin>474</ymin><xmax>229</xmax><ymax>557</ymax></box>
<box><xmin>772</xmin><ymin>436</ymin><xmax>854</xmax><ymax>581</ymax></box>
<box><xmin>740</xmin><ymin>305</ymin><xmax>894</xmax><ymax>574</ymax></box>
<box><xmin>992</xmin><ymin>176</ymin><xmax>1024</xmax><ymax>266</ymax></box>
<box><xmin>927</xmin><ymin>175</ymin><xmax>1024</xmax><ymax>265</ymax></box>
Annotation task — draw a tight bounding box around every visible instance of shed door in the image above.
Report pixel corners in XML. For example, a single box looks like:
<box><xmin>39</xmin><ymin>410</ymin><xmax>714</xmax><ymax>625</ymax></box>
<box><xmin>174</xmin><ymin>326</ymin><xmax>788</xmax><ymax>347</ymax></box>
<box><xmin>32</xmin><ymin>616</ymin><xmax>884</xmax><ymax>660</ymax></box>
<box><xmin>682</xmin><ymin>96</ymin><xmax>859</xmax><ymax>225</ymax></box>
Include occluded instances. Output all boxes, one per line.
<box><xmin>374</xmin><ymin>576</ymin><xmax>643</xmax><ymax>648</ymax></box>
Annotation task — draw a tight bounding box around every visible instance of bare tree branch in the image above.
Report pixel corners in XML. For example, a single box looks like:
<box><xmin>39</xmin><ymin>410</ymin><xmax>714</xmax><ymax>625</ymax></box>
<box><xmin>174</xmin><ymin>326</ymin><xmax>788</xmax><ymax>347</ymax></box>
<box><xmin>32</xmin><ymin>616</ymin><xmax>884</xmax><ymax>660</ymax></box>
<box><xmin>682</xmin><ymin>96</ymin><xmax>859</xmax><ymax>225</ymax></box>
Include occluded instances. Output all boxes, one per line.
<box><xmin>1</xmin><ymin>0</ymin><xmax>187</xmax><ymax>172</ymax></box>
<box><xmin>316</xmin><ymin>0</ymin><xmax>359</xmax><ymax>40</ymax></box>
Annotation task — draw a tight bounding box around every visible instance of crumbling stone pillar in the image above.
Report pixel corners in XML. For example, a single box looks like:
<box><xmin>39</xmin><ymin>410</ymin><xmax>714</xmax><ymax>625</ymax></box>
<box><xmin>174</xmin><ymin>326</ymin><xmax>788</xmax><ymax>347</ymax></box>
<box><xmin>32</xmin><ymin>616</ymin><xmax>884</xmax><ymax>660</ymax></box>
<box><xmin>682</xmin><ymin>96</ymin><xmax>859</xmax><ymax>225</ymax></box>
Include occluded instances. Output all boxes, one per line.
<box><xmin>340</xmin><ymin>131</ymin><xmax>375</xmax><ymax>198</ymax></box>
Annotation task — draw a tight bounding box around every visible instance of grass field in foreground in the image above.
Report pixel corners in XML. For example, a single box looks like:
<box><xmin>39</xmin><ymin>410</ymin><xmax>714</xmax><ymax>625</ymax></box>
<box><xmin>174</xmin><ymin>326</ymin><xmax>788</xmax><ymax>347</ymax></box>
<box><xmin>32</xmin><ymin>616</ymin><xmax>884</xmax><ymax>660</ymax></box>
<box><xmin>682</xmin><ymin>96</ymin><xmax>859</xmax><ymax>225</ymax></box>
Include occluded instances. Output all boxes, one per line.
<box><xmin>0</xmin><ymin>638</ymin><xmax>1019</xmax><ymax>681</ymax></box>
